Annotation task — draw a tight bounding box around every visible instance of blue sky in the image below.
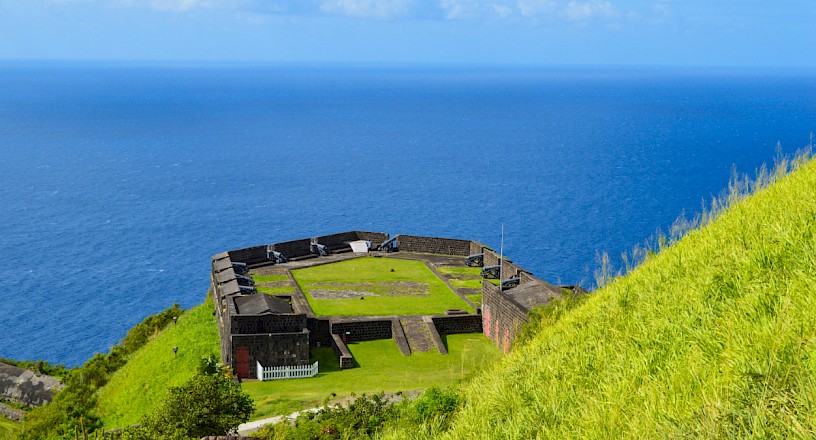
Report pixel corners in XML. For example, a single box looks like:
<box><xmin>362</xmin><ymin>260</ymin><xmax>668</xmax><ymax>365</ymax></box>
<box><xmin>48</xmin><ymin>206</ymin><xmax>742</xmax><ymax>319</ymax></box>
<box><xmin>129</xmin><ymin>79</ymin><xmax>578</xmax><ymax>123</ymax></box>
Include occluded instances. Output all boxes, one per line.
<box><xmin>0</xmin><ymin>0</ymin><xmax>814</xmax><ymax>66</ymax></box>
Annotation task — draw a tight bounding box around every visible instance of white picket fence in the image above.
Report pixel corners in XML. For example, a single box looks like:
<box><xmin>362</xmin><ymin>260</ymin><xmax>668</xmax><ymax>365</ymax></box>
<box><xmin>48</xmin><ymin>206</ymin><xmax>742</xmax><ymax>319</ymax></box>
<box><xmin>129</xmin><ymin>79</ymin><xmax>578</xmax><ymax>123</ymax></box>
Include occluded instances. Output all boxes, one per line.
<box><xmin>256</xmin><ymin>361</ymin><xmax>318</xmax><ymax>381</ymax></box>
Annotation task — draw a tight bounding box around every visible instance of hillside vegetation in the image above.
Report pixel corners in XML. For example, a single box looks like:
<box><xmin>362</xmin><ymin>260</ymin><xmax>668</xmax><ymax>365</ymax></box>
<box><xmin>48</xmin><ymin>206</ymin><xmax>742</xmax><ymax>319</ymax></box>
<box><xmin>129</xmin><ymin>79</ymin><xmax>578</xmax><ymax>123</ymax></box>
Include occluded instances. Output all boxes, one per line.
<box><xmin>95</xmin><ymin>298</ymin><xmax>220</xmax><ymax>429</ymax></box>
<box><xmin>382</xmin><ymin>156</ymin><xmax>816</xmax><ymax>438</ymax></box>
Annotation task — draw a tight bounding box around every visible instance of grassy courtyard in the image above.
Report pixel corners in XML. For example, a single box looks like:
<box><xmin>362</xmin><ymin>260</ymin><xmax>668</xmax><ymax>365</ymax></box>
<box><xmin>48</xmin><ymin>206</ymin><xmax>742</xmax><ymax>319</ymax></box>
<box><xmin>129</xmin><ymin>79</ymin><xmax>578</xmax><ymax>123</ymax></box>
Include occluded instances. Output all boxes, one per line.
<box><xmin>292</xmin><ymin>257</ymin><xmax>472</xmax><ymax>316</ymax></box>
<box><xmin>243</xmin><ymin>333</ymin><xmax>501</xmax><ymax>419</ymax></box>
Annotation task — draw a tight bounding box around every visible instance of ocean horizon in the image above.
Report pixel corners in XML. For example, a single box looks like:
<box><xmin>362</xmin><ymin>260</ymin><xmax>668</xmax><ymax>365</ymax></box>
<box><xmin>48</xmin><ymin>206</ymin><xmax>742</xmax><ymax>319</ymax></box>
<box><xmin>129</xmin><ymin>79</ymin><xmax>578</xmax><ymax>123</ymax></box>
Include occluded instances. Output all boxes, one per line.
<box><xmin>1</xmin><ymin>62</ymin><xmax>814</xmax><ymax>366</ymax></box>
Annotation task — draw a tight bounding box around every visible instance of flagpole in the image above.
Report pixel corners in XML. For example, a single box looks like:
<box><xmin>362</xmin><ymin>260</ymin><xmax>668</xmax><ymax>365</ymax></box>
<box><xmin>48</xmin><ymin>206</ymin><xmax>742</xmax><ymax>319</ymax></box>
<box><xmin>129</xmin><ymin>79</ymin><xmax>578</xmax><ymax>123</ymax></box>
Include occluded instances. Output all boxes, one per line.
<box><xmin>500</xmin><ymin>223</ymin><xmax>504</xmax><ymax>288</ymax></box>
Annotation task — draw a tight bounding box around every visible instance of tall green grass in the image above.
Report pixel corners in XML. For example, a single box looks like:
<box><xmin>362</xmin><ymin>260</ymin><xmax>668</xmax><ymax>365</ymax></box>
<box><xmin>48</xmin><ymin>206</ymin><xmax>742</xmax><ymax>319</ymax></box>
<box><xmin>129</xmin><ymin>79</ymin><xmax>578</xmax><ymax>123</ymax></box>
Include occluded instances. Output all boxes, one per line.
<box><xmin>95</xmin><ymin>297</ymin><xmax>220</xmax><ymax>429</ymax></box>
<box><xmin>384</xmin><ymin>153</ymin><xmax>816</xmax><ymax>438</ymax></box>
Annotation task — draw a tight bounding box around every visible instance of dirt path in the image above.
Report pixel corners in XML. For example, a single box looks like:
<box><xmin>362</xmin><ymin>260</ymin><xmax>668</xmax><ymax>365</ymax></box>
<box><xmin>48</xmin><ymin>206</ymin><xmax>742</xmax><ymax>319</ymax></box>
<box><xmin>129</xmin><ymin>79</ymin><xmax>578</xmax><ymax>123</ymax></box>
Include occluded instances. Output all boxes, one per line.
<box><xmin>237</xmin><ymin>390</ymin><xmax>420</xmax><ymax>435</ymax></box>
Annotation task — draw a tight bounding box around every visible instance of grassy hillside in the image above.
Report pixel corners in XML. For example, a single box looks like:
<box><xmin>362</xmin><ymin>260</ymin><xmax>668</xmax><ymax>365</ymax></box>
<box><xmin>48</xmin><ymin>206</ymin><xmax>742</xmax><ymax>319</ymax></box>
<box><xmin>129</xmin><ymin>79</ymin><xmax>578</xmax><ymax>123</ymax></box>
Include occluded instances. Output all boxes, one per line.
<box><xmin>95</xmin><ymin>297</ymin><xmax>220</xmax><ymax>429</ymax></box>
<box><xmin>0</xmin><ymin>417</ymin><xmax>17</xmax><ymax>439</ymax></box>
<box><xmin>385</xmin><ymin>157</ymin><xmax>816</xmax><ymax>439</ymax></box>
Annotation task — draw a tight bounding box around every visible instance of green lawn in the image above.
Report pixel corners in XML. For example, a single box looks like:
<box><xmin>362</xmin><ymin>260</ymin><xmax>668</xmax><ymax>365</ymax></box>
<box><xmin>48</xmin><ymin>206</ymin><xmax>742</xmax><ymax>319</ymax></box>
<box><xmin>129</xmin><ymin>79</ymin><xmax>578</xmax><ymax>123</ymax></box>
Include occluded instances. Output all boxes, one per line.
<box><xmin>96</xmin><ymin>297</ymin><xmax>221</xmax><ymax>429</ymax></box>
<box><xmin>257</xmin><ymin>286</ymin><xmax>296</xmax><ymax>295</ymax></box>
<box><xmin>437</xmin><ymin>267</ymin><xmax>482</xmax><ymax>276</ymax></box>
<box><xmin>252</xmin><ymin>274</ymin><xmax>290</xmax><ymax>284</ymax></box>
<box><xmin>292</xmin><ymin>257</ymin><xmax>472</xmax><ymax>316</ymax></box>
<box><xmin>243</xmin><ymin>333</ymin><xmax>500</xmax><ymax>419</ymax></box>
<box><xmin>465</xmin><ymin>293</ymin><xmax>482</xmax><ymax>304</ymax></box>
<box><xmin>0</xmin><ymin>417</ymin><xmax>18</xmax><ymax>440</ymax></box>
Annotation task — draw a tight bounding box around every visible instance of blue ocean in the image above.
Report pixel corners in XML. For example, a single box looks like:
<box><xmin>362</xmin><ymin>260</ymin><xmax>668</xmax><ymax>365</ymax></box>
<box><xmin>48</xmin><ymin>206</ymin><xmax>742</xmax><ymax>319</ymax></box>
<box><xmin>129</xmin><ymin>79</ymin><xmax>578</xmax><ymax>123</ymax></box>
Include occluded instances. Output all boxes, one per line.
<box><xmin>1</xmin><ymin>63</ymin><xmax>814</xmax><ymax>366</ymax></box>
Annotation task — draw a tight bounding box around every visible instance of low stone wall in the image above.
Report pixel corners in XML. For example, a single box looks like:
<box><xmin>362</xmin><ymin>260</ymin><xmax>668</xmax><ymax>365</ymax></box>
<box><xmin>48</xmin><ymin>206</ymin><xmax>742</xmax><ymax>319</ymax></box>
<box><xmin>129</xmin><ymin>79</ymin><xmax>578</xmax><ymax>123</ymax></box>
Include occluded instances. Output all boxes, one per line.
<box><xmin>396</xmin><ymin>235</ymin><xmax>473</xmax><ymax>256</ymax></box>
<box><xmin>0</xmin><ymin>362</ymin><xmax>61</xmax><ymax>407</ymax></box>
<box><xmin>330</xmin><ymin>319</ymin><xmax>393</xmax><ymax>342</ymax></box>
<box><xmin>424</xmin><ymin>316</ymin><xmax>448</xmax><ymax>355</ymax></box>
<box><xmin>481</xmin><ymin>282</ymin><xmax>529</xmax><ymax>353</ymax></box>
<box><xmin>331</xmin><ymin>334</ymin><xmax>354</xmax><ymax>369</ymax></box>
<box><xmin>228</xmin><ymin>245</ymin><xmax>268</xmax><ymax>266</ymax></box>
<box><xmin>431</xmin><ymin>314</ymin><xmax>483</xmax><ymax>335</ymax></box>
<box><xmin>230</xmin><ymin>314</ymin><xmax>307</xmax><ymax>335</ymax></box>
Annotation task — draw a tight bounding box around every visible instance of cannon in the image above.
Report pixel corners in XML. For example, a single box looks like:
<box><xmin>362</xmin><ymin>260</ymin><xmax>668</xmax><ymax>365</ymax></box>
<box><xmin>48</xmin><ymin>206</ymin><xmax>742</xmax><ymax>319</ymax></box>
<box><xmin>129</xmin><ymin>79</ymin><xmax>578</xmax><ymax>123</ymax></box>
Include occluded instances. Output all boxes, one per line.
<box><xmin>310</xmin><ymin>243</ymin><xmax>330</xmax><ymax>256</ymax></box>
<box><xmin>231</xmin><ymin>262</ymin><xmax>249</xmax><ymax>276</ymax></box>
<box><xmin>235</xmin><ymin>274</ymin><xmax>255</xmax><ymax>287</ymax></box>
<box><xmin>238</xmin><ymin>285</ymin><xmax>257</xmax><ymax>295</ymax></box>
<box><xmin>266</xmin><ymin>246</ymin><xmax>288</xmax><ymax>264</ymax></box>
<box><xmin>480</xmin><ymin>265</ymin><xmax>501</xmax><ymax>279</ymax></box>
<box><xmin>501</xmin><ymin>277</ymin><xmax>520</xmax><ymax>290</ymax></box>
<box><xmin>465</xmin><ymin>253</ymin><xmax>484</xmax><ymax>267</ymax></box>
<box><xmin>378</xmin><ymin>236</ymin><xmax>398</xmax><ymax>253</ymax></box>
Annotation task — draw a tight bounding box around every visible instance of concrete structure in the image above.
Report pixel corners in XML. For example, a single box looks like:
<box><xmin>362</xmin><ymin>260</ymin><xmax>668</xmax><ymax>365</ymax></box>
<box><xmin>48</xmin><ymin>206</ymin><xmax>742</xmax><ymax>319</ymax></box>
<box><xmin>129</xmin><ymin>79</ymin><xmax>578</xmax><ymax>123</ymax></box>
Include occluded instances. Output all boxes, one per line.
<box><xmin>211</xmin><ymin>230</ymin><xmax>577</xmax><ymax>379</ymax></box>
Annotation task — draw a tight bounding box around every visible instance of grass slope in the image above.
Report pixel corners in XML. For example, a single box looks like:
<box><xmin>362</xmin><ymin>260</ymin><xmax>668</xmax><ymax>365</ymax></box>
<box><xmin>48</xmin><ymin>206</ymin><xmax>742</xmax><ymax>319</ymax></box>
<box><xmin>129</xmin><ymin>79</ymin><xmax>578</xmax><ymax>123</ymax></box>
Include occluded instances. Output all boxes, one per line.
<box><xmin>413</xmin><ymin>159</ymin><xmax>816</xmax><ymax>439</ymax></box>
<box><xmin>293</xmin><ymin>257</ymin><xmax>471</xmax><ymax>316</ymax></box>
<box><xmin>0</xmin><ymin>417</ymin><xmax>17</xmax><ymax>439</ymax></box>
<box><xmin>95</xmin><ymin>297</ymin><xmax>220</xmax><ymax>429</ymax></box>
<box><xmin>244</xmin><ymin>334</ymin><xmax>501</xmax><ymax>419</ymax></box>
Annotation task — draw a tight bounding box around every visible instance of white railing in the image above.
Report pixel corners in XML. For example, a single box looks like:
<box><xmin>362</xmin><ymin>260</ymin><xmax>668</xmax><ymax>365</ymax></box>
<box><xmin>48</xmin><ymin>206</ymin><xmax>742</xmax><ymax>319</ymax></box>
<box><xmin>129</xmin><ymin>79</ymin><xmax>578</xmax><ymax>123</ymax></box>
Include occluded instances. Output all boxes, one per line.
<box><xmin>256</xmin><ymin>361</ymin><xmax>318</xmax><ymax>381</ymax></box>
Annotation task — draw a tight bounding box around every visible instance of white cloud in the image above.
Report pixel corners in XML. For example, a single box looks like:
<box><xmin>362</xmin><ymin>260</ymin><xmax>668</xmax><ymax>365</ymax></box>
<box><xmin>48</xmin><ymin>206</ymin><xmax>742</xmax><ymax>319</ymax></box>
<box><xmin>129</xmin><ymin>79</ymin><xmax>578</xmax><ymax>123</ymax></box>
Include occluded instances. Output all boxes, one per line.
<box><xmin>113</xmin><ymin>0</ymin><xmax>221</xmax><ymax>12</ymax></box>
<box><xmin>319</xmin><ymin>0</ymin><xmax>414</xmax><ymax>19</ymax></box>
<box><xmin>561</xmin><ymin>0</ymin><xmax>617</xmax><ymax>20</ymax></box>
<box><xmin>517</xmin><ymin>0</ymin><xmax>558</xmax><ymax>17</ymax></box>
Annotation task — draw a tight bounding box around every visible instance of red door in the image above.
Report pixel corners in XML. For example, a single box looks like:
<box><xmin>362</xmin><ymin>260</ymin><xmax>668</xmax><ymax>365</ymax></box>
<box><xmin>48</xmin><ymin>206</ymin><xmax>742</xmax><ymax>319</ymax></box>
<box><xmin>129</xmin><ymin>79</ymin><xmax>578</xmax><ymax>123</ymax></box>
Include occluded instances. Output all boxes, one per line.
<box><xmin>235</xmin><ymin>346</ymin><xmax>249</xmax><ymax>378</ymax></box>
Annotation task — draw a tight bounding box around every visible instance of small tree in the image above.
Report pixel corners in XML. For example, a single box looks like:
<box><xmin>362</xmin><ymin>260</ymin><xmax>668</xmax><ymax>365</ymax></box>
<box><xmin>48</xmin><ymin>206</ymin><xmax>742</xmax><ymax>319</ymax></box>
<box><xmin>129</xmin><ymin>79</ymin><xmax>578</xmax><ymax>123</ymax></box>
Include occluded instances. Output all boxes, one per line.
<box><xmin>124</xmin><ymin>367</ymin><xmax>254</xmax><ymax>439</ymax></box>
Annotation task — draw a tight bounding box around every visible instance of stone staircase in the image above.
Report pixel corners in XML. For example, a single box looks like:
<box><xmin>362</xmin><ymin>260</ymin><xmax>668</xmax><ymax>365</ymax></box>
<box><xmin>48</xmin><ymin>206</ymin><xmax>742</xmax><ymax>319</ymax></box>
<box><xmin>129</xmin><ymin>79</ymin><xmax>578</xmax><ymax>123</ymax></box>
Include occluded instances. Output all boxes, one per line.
<box><xmin>400</xmin><ymin>317</ymin><xmax>435</xmax><ymax>353</ymax></box>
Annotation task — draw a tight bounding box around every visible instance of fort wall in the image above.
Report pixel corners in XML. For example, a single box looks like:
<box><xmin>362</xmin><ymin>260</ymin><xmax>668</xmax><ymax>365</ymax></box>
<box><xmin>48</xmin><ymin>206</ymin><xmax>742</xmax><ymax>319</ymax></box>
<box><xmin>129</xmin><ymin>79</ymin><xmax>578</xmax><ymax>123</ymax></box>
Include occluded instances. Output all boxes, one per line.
<box><xmin>481</xmin><ymin>282</ymin><xmax>529</xmax><ymax>353</ymax></box>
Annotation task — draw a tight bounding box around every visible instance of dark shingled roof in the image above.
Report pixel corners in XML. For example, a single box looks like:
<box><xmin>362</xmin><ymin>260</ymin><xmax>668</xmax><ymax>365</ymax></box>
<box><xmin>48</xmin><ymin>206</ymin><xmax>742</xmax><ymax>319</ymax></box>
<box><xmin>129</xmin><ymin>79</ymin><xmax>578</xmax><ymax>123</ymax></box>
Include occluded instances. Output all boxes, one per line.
<box><xmin>505</xmin><ymin>280</ymin><xmax>563</xmax><ymax>311</ymax></box>
<box><xmin>234</xmin><ymin>294</ymin><xmax>293</xmax><ymax>315</ymax></box>
<box><xmin>212</xmin><ymin>258</ymin><xmax>232</xmax><ymax>273</ymax></box>
<box><xmin>220</xmin><ymin>280</ymin><xmax>241</xmax><ymax>298</ymax></box>
<box><xmin>216</xmin><ymin>268</ymin><xmax>237</xmax><ymax>285</ymax></box>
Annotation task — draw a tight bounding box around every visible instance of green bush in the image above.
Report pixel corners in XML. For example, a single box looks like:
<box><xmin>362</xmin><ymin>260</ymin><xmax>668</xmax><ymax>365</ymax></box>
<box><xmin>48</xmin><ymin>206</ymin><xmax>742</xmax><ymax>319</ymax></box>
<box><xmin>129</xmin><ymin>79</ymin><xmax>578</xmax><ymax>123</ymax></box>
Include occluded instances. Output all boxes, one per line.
<box><xmin>120</xmin><ymin>368</ymin><xmax>254</xmax><ymax>440</ymax></box>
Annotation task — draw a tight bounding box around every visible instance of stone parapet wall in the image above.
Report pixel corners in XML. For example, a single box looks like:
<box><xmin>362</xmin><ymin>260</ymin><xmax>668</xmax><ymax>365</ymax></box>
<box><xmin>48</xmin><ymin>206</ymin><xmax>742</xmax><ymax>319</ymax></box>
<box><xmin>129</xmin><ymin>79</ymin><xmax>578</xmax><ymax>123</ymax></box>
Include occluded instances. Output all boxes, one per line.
<box><xmin>483</xmin><ymin>250</ymin><xmax>529</xmax><ymax>279</ymax></box>
<box><xmin>270</xmin><ymin>238</ymin><xmax>312</xmax><ymax>259</ymax></box>
<box><xmin>481</xmin><ymin>282</ymin><xmax>529</xmax><ymax>353</ymax></box>
<box><xmin>330</xmin><ymin>319</ymin><xmax>392</xmax><ymax>342</ymax></box>
<box><xmin>431</xmin><ymin>314</ymin><xmax>483</xmax><ymax>335</ymax></box>
<box><xmin>469</xmin><ymin>241</ymin><xmax>489</xmax><ymax>256</ymax></box>
<box><xmin>316</xmin><ymin>231</ymin><xmax>389</xmax><ymax>253</ymax></box>
<box><xmin>228</xmin><ymin>245</ymin><xmax>268</xmax><ymax>266</ymax></box>
<box><xmin>397</xmin><ymin>235</ymin><xmax>473</xmax><ymax>256</ymax></box>
<box><xmin>354</xmin><ymin>231</ymin><xmax>390</xmax><ymax>244</ymax></box>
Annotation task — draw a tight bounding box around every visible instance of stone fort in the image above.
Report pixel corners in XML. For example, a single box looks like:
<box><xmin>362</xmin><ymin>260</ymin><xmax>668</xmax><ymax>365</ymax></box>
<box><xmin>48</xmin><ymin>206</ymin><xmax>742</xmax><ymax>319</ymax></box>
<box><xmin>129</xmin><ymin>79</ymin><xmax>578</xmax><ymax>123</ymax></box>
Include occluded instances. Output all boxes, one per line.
<box><xmin>210</xmin><ymin>230</ymin><xmax>582</xmax><ymax>380</ymax></box>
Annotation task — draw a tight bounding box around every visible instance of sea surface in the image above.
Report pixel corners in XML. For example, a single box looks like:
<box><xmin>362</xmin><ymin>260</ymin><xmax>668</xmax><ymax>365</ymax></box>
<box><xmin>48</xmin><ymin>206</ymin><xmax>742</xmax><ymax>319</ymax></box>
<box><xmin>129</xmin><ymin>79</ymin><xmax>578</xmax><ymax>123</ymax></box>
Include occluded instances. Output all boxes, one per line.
<box><xmin>0</xmin><ymin>62</ymin><xmax>814</xmax><ymax>366</ymax></box>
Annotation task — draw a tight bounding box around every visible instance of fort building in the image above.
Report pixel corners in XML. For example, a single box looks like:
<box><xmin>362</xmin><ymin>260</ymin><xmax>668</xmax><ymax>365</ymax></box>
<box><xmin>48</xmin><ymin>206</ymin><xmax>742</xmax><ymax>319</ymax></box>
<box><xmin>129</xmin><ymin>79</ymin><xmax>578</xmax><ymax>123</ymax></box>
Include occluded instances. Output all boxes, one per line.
<box><xmin>211</xmin><ymin>230</ymin><xmax>582</xmax><ymax>380</ymax></box>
